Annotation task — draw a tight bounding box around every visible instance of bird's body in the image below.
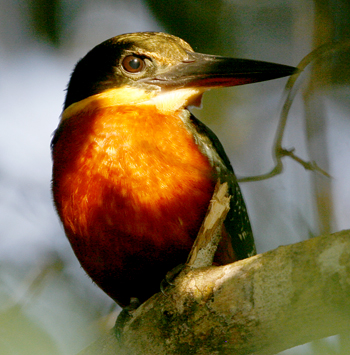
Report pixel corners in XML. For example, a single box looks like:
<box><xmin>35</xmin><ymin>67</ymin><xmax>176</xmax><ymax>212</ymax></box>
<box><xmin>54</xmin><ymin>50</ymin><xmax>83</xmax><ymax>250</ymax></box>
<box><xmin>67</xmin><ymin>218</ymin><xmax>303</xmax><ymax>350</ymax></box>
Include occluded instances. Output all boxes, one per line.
<box><xmin>52</xmin><ymin>32</ymin><xmax>296</xmax><ymax>307</ymax></box>
<box><xmin>53</xmin><ymin>104</ymin><xmax>216</xmax><ymax>306</ymax></box>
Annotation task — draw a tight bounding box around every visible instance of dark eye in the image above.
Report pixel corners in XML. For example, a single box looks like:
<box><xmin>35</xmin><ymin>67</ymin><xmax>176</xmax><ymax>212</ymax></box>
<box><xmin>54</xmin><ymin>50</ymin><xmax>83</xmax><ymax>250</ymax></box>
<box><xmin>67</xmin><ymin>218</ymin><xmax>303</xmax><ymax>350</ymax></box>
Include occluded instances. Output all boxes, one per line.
<box><xmin>122</xmin><ymin>55</ymin><xmax>145</xmax><ymax>73</ymax></box>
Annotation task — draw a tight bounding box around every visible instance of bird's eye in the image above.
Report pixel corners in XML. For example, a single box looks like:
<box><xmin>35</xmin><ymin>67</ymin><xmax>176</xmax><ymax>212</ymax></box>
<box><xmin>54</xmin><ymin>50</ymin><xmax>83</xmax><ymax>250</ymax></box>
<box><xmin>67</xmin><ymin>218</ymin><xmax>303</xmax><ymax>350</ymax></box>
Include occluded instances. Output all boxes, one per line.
<box><xmin>122</xmin><ymin>55</ymin><xmax>145</xmax><ymax>73</ymax></box>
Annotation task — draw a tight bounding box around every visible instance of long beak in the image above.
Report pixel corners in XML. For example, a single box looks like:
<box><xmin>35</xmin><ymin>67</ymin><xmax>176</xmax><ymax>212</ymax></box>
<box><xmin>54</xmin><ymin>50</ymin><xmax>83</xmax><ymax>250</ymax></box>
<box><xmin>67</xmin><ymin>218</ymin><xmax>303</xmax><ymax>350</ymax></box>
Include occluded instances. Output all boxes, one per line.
<box><xmin>145</xmin><ymin>51</ymin><xmax>298</xmax><ymax>89</ymax></box>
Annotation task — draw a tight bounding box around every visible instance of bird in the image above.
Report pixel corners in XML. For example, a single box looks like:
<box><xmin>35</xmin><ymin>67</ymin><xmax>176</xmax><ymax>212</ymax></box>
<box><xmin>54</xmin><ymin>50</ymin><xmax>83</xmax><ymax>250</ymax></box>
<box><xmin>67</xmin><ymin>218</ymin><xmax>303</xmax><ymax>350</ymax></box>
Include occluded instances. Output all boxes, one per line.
<box><xmin>51</xmin><ymin>32</ymin><xmax>297</xmax><ymax>309</ymax></box>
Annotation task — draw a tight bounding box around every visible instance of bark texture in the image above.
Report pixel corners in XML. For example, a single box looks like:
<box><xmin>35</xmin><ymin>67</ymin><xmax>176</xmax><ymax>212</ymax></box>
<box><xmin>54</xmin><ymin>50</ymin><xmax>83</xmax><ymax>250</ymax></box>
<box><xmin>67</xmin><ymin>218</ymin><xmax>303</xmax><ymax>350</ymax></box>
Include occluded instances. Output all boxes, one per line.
<box><xmin>79</xmin><ymin>229</ymin><xmax>350</xmax><ymax>355</ymax></box>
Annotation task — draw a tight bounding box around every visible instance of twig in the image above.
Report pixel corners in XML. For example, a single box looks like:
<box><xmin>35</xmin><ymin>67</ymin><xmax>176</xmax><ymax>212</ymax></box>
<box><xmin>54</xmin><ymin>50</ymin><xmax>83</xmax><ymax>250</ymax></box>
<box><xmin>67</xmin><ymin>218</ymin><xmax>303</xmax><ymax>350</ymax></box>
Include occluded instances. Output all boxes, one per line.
<box><xmin>238</xmin><ymin>41</ymin><xmax>350</xmax><ymax>183</ymax></box>
<box><xmin>186</xmin><ymin>181</ymin><xmax>231</xmax><ymax>268</ymax></box>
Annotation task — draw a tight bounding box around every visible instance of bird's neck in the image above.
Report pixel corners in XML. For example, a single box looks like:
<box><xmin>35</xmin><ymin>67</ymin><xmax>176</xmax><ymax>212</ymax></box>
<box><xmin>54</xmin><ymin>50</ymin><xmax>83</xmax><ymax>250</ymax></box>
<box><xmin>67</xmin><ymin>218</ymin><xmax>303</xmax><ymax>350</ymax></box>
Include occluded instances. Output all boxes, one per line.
<box><xmin>60</xmin><ymin>87</ymin><xmax>205</xmax><ymax>122</ymax></box>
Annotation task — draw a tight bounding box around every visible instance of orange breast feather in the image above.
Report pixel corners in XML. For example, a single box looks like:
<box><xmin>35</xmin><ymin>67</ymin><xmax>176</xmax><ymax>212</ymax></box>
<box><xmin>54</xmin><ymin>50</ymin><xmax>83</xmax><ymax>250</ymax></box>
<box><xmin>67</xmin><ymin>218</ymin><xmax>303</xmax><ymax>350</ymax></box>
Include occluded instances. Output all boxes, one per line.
<box><xmin>52</xmin><ymin>105</ymin><xmax>215</xmax><ymax>305</ymax></box>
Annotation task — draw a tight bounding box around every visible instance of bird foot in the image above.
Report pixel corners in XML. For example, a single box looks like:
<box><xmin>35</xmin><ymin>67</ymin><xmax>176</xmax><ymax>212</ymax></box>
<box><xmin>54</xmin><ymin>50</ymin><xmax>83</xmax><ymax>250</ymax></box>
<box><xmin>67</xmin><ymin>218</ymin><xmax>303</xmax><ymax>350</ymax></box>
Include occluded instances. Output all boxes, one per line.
<box><xmin>160</xmin><ymin>263</ymin><xmax>185</xmax><ymax>296</ymax></box>
<box><xmin>114</xmin><ymin>297</ymin><xmax>141</xmax><ymax>340</ymax></box>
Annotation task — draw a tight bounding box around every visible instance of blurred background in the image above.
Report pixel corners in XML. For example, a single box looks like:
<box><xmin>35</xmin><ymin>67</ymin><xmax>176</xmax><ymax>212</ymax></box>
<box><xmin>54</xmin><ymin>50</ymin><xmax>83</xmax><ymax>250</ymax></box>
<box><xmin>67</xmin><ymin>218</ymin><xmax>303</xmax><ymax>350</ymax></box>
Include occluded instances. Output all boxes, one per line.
<box><xmin>0</xmin><ymin>0</ymin><xmax>349</xmax><ymax>354</ymax></box>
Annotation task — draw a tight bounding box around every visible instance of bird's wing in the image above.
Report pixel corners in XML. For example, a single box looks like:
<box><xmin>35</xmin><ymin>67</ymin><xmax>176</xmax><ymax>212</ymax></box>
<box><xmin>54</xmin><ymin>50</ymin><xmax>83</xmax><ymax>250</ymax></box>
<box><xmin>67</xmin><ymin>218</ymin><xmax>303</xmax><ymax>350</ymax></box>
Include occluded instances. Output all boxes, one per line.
<box><xmin>187</xmin><ymin>111</ymin><xmax>256</xmax><ymax>260</ymax></box>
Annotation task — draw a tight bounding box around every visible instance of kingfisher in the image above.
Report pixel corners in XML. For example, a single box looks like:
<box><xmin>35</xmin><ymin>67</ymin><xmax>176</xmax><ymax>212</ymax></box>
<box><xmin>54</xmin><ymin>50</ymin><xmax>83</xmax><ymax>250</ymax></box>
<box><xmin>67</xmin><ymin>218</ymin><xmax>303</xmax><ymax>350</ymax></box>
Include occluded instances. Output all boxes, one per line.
<box><xmin>51</xmin><ymin>32</ymin><xmax>296</xmax><ymax>308</ymax></box>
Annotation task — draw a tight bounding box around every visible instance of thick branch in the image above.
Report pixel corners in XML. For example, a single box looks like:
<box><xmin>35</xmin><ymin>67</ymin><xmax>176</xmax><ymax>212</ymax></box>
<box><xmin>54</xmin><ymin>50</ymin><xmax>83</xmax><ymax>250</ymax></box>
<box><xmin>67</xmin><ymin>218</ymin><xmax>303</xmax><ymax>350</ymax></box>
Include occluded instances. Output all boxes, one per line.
<box><xmin>80</xmin><ymin>230</ymin><xmax>350</xmax><ymax>355</ymax></box>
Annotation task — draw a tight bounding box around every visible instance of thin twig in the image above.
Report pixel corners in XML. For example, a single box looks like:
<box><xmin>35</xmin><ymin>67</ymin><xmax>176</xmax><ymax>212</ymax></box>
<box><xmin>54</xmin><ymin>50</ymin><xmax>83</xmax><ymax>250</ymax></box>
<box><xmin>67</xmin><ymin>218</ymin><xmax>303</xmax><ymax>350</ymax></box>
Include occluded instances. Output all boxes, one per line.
<box><xmin>186</xmin><ymin>181</ymin><xmax>231</xmax><ymax>268</ymax></box>
<box><xmin>238</xmin><ymin>41</ymin><xmax>350</xmax><ymax>183</ymax></box>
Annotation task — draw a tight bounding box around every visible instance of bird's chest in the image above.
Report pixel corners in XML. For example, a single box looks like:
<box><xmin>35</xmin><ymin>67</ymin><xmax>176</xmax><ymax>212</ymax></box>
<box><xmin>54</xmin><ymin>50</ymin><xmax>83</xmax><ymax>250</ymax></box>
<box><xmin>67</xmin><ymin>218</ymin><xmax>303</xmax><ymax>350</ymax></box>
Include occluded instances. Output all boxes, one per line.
<box><xmin>52</xmin><ymin>105</ymin><xmax>215</xmax><ymax>246</ymax></box>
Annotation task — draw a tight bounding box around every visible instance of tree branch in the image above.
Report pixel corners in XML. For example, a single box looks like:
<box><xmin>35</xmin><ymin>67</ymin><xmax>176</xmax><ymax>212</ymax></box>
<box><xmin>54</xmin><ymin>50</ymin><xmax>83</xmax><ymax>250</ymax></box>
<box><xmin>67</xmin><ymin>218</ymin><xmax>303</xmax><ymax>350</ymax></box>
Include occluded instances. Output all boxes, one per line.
<box><xmin>79</xmin><ymin>229</ymin><xmax>350</xmax><ymax>355</ymax></box>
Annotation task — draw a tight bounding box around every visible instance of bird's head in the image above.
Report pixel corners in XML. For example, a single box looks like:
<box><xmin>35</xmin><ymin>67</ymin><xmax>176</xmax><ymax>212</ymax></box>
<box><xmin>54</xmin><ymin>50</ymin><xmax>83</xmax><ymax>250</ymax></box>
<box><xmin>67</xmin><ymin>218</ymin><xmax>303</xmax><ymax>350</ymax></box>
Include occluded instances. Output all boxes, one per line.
<box><xmin>62</xmin><ymin>32</ymin><xmax>297</xmax><ymax>120</ymax></box>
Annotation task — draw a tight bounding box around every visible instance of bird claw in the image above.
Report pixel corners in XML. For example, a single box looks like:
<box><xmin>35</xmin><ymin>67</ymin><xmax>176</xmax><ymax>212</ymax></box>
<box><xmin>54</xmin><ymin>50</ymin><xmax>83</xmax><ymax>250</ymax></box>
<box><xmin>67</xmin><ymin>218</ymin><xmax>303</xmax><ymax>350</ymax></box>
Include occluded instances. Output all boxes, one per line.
<box><xmin>160</xmin><ymin>263</ymin><xmax>185</xmax><ymax>296</ymax></box>
<box><xmin>114</xmin><ymin>297</ymin><xmax>141</xmax><ymax>341</ymax></box>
